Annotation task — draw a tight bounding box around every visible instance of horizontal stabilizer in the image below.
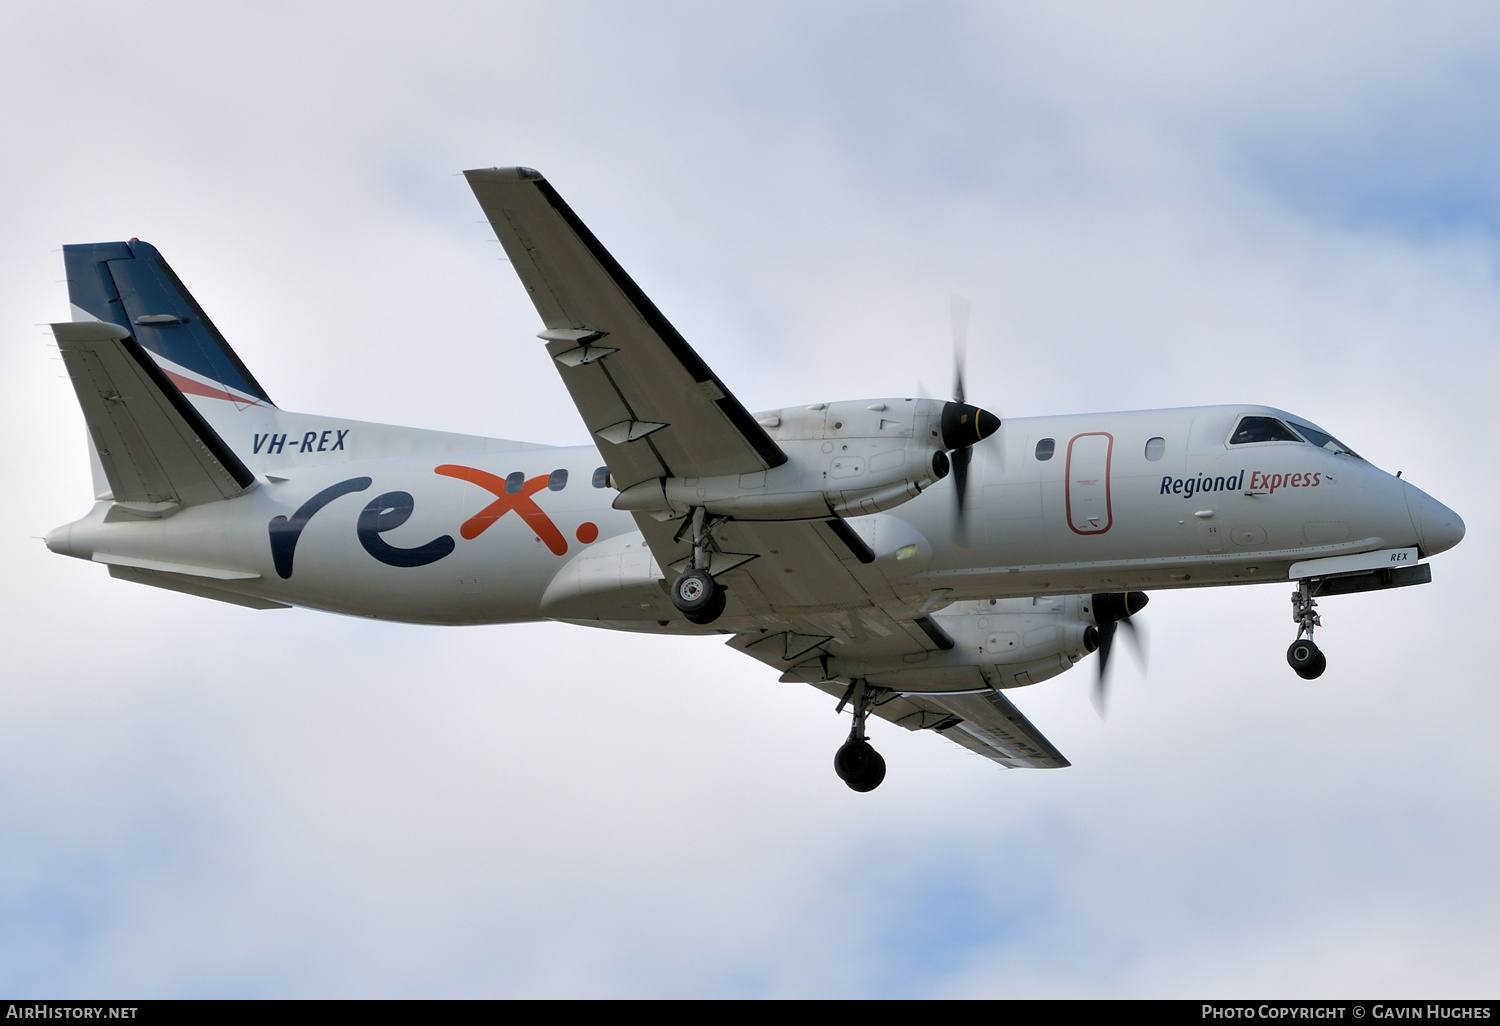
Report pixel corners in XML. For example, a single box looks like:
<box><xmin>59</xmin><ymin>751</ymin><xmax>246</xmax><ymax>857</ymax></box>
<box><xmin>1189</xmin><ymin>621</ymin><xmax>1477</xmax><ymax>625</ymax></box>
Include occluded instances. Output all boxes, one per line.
<box><xmin>52</xmin><ymin>321</ymin><xmax>256</xmax><ymax>509</ymax></box>
<box><xmin>92</xmin><ymin>551</ymin><xmax>259</xmax><ymax>581</ymax></box>
<box><xmin>107</xmin><ymin>565</ymin><xmax>287</xmax><ymax>610</ymax></box>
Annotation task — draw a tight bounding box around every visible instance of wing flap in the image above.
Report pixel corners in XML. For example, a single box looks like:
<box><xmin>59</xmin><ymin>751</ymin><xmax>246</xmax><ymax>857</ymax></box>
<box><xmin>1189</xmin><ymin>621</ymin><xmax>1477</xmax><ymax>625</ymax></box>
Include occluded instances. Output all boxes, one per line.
<box><xmin>465</xmin><ymin>167</ymin><xmax>785</xmax><ymax>488</ymax></box>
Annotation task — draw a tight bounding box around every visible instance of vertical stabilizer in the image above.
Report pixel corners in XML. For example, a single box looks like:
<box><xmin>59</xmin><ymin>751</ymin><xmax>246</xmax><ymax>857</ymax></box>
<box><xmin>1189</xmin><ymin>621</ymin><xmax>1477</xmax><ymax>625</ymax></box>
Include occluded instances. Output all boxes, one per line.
<box><xmin>63</xmin><ymin>241</ymin><xmax>274</xmax><ymax>408</ymax></box>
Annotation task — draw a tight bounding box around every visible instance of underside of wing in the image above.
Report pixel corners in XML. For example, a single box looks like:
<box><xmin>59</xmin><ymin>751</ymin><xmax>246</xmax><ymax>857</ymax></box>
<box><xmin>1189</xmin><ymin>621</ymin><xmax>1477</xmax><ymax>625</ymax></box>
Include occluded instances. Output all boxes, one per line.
<box><xmin>615</xmin><ymin>507</ymin><xmax>1069</xmax><ymax>769</ymax></box>
<box><xmin>632</xmin><ymin>515</ymin><xmax>1069</xmax><ymax>769</ymax></box>
<box><xmin>637</xmin><ymin>511</ymin><xmax>953</xmax><ymax>655</ymax></box>
<box><xmin>809</xmin><ymin>682</ymin><xmax>1070</xmax><ymax>769</ymax></box>
<box><xmin>465</xmin><ymin>167</ymin><xmax>785</xmax><ymax>490</ymax></box>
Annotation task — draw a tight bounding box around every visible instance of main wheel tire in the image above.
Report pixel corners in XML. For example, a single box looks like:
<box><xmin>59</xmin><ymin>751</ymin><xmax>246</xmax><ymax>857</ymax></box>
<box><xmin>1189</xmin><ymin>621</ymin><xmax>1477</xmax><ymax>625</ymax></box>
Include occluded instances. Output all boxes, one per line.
<box><xmin>1298</xmin><ymin>650</ymin><xmax>1328</xmax><ymax>680</ymax></box>
<box><xmin>671</xmin><ymin>569</ymin><xmax>718</xmax><ymax>615</ymax></box>
<box><xmin>682</xmin><ymin>585</ymin><xmax>727</xmax><ymax>625</ymax></box>
<box><xmin>1287</xmin><ymin>639</ymin><xmax>1324</xmax><ymax>679</ymax></box>
<box><xmin>834</xmin><ymin>740</ymin><xmax>887</xmax><ymax>792</ymax></box>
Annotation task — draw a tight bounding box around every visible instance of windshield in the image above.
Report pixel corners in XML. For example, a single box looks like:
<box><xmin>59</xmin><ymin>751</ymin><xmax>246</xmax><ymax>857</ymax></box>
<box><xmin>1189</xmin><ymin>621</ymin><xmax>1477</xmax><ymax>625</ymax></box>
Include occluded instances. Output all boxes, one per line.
<box><xmin>1289</xmin><ymin>421</ymin><xmax>1362</xmax><ymax>460</ymax></box>
<box><xmin>1230</xmin><ymin>416</ymin><xmax>1302</xmax><ymax>444</ymax></box>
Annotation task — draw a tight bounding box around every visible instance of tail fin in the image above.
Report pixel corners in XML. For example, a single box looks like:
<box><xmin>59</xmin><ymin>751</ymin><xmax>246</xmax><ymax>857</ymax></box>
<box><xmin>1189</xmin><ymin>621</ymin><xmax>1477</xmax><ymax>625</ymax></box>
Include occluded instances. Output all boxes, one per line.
<box><xmin>64</xmin><ymin>240</ymin><xmax>274</xmax><ymax>408</ymax></box>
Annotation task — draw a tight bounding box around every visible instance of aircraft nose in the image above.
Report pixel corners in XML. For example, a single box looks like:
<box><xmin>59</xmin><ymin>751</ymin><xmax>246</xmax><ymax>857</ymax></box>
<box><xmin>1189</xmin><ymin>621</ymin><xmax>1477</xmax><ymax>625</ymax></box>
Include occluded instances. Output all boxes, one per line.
<box><xmin>1402</xmin><ymin>481</ymin><xmax>1465</xmax><ymax>556</ymax></box>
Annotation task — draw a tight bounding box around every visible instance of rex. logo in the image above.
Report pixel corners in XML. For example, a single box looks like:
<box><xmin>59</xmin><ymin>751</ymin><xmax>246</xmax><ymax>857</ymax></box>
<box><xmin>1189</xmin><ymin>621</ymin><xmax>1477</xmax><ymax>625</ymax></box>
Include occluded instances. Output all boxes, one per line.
<box><xmin>268</xmin><ymin>464</ymin><xmax>598</xmax><ymax>578</ymax></box>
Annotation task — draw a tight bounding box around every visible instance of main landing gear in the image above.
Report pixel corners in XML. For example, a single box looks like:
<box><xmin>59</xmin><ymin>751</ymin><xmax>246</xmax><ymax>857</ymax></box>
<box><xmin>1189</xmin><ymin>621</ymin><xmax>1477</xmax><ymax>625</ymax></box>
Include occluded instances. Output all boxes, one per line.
<box><xmin>671</xmin><ymin>568</ymin><xmax>724</xmax><ymax>624</ymax></box>
<box><xmin>833</xmin><ymin>680</ymin><xmax>886</xmax><ymax>792</ymax></box>
<box><xmin>1287</xmin><ymin>580</ymin><xmax>1328</xmax><ymax>680</ymax></box>
<box><xmin>670</xmin><ymin>507</ymin><xmax>726</xmax><ymax>625</ymax></box>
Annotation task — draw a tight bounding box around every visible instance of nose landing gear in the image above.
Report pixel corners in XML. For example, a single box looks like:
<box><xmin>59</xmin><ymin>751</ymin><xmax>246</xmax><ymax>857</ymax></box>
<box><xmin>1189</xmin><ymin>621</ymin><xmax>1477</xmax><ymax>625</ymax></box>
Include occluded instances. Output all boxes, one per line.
<box><xmin>1288</xmin><ymin>580</ymin><xmax>1327</xmax><ymax>679</ymax></box>
<box><xmin>833</xmin><ymin>680</ymin><xmax>887</xmax><ymax>792</ymax></box>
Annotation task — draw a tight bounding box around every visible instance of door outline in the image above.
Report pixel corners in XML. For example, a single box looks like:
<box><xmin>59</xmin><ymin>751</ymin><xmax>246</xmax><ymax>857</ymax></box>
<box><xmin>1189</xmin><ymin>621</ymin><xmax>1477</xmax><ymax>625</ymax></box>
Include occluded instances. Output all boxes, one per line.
<box><xmin>1065</xmin><ymin>432</ymin><xmax>1114</xmax><ymax>535</ymax></box>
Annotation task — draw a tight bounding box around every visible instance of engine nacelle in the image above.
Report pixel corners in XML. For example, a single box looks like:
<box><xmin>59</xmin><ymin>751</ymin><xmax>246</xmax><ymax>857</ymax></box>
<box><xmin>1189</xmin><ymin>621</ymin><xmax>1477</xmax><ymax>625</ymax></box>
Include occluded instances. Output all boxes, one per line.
<box><xmin>778</xmin><ymin>595</ymin><xmax>1099</xmax><ymax>693</ymax></box>
<box><xmin>936</xmin><ymin>596</ymin><xmax>1100</xmax><ymax>689</ymax></box>
<box><xmin>613</xmin><ymin>397</ymin><xmax>995</xmax><ymax>520</ymax></box>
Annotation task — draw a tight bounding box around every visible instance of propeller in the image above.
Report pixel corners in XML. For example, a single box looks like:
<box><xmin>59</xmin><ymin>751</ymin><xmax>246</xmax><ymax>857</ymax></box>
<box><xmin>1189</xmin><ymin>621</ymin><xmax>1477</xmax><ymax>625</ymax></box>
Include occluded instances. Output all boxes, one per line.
<box><xmin>951</xmin><ymin>295</ymin><xmax>969</xmax><ymax>407</ymax></box>
<box><xmin>951</xmin><ymin>296</ymin><xmax>972</xmax><ymax>544</ymax></box>
<box><xmin>941</xmin><ymin>296</ymin><xmax>1003</xmax><ymax>546</ymax></box>
<box><xmin>1088</xmin><ymin>591</ymin><xmax>1149</xmax><ymax>716</ymax></box>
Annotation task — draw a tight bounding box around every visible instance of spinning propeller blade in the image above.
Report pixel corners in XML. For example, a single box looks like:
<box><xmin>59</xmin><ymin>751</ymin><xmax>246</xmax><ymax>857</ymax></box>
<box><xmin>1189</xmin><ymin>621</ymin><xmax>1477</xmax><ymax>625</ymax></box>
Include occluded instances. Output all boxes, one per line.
<box><xmin>1089</xmin><ymin>592</ymin><xmax>1150</xmax><ymax>716</ymax></box>
<box><xmin>931</xmin><ymin>297</ymin><xmax>999</xmax><ymax>548</ymax></box>
<box><xmin>951</xmin><ymin>295</ymin><xmax>969</xmax><ymax>406</ymax></box>
<box><xmin>949</xmin><ymin>297</ymin><xmax>977</xmax><ymax>544</ymax></box>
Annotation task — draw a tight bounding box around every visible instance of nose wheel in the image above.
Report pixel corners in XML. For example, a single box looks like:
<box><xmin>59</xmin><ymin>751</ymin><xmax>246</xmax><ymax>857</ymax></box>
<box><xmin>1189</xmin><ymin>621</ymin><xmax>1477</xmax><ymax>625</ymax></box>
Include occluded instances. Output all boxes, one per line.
<box><xmin>833</xmin><ymin>680</ymin><xmax>887</xmax><ymax>792</ymax></box>
<box><xmin>1288</xmin><ymin>580</ymin><xmax>1327</xmax><ymax>679</ymax></box>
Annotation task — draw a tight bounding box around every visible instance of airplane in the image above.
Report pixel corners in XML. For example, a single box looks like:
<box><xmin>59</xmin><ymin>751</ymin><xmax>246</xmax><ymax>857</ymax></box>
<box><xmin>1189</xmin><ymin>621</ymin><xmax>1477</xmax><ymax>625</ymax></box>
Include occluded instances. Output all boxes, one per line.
<box><xmin>42</xmin><ymin>166</ymin><xmax>1466</xmax><ymax>792</ymax></box>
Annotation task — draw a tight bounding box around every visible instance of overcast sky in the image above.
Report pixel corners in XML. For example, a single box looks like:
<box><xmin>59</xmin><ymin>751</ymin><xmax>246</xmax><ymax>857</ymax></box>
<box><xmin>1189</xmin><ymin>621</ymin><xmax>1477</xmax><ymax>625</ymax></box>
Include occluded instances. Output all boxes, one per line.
<box><xmin>2</xmin><ymin>1</ymin><xmax>1497</xmax><ymax>998</ymax></box>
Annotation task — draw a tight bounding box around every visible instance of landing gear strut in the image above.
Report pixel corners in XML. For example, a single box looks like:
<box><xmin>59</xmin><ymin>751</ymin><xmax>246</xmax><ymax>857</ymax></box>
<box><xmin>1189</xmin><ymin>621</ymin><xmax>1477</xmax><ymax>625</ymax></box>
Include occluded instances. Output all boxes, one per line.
<box><xmin>833</xmin><ymin>680</ymin><xmax>886</xmax><ymax>792</ymax></box>
<box><xmin>670</xmin><ymin>507</ymin><xmax>726</xmax><ymax>625</ymax></box>
<box><xmin>1287</xmin><ymin>580</ymin><xmax>1327</xmax><ymax>680</ymax></box>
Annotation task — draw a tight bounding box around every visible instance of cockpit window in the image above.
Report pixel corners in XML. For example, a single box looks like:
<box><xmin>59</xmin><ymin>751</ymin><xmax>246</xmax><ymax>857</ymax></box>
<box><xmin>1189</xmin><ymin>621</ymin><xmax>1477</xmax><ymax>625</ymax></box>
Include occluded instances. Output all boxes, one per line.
<box><xmin>1230</xmin><ymin>416</ymin><xmax>1302</xmax><ymax>445</ymax></box>
<box><xmin>1290</xmin><ymin>421</ymin><xmax>1361</xmax><ymax>460</ymax></box>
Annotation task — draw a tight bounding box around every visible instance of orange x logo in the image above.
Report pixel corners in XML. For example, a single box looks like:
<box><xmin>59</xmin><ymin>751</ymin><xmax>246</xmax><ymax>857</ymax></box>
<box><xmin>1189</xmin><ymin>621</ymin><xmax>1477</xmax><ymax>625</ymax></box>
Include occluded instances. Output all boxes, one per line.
<box><xmin>434</xmin><ymin>464</ymin><xmax>568</xmax><ymax>555</ymax></box>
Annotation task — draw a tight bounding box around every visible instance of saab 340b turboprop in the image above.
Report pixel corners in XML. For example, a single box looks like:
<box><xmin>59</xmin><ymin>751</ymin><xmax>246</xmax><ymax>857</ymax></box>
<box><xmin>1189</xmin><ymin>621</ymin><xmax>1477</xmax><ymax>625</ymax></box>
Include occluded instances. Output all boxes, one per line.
<box><xmin>44</xmin><ymin>167</ymin><xmax>1466</xmax><ymax>791</ymax></box>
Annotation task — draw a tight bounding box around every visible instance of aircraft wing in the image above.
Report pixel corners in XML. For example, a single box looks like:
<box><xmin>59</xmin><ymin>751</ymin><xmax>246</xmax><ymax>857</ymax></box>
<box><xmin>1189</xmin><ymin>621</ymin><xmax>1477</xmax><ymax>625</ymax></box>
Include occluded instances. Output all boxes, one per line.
<box><xmin>811</xmin><ymin>684</ymin><xmax>1069</xmax><ymax>769</ymax></box>
<box><xmin>625</xmin><ymin>513</ymin><xmax>1069</xmax><ymax>771</ymax></box>
<box><xmin>471</xmin><ymin>167</ymin><xmax>1064</xmax><ymax>771</ymax></box>
<box><xmin>726</xmin><ymin>588</ymin><xmax>1069</xmax><ymax>771</ymax></box>
<box><xmin>465</xmin><ymin>167</ymin><xmax>786</xmax><ymax>491</ymax></box>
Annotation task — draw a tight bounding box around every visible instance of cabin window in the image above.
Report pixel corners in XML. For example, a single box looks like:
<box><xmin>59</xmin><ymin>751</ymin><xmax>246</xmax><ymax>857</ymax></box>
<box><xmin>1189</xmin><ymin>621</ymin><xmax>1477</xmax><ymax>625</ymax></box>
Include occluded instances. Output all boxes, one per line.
<box><xmin>592</xmin><ymin>466</ymin><xmax>610</xmax><ymax>488</ymax></box>
<box><xmin>548</xmin><ymin>468</ymin><xmax>569</xmax><ymax>491</ymax></box>
<box><xmin>1035</xmin><ymin>438</ymin><xmax>1055</xmax><ymax>461</ymax></box>
<box><xmin>505</xmin><ymin>471</ymin><xmax>525</xmax><ymax>494</ymax></box>
<box><xmin>1230</xmin><ymin>416</ymin><xmax>1301</xmax><ymax>445</ymax></box>
<box><xmin>1289</xmin><ymin>421</ymin><xmax>1362</xmax><ymax>460</ymax></box>
<box><xmin>1144</xmin><ymin>436</ymin><xmax>1166</xmax><ymax>461</ymax></box>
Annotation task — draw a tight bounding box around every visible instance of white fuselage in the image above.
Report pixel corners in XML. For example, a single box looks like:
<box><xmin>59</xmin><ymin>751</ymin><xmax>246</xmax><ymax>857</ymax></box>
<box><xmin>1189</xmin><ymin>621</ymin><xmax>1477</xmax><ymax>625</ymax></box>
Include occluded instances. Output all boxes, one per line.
<box><xmin>46</xmin><ymin>397</ymin><xmax>1461</xmax><ymax>629</ymax></box>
